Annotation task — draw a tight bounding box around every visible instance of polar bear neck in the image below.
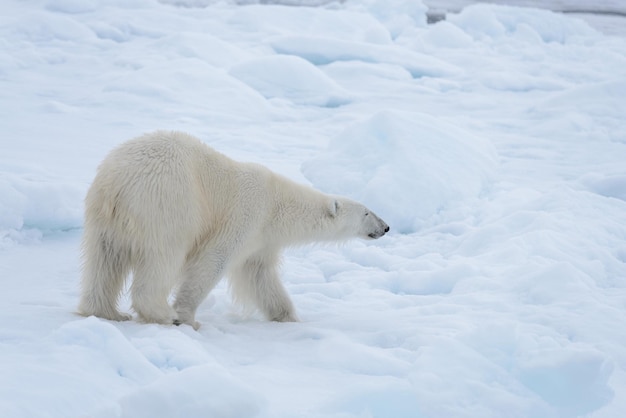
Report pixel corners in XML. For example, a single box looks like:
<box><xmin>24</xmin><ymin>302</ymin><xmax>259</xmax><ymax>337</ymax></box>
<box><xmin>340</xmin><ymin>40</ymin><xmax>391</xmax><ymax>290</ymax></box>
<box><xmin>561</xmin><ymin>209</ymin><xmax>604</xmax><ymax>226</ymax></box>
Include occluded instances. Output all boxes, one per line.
<box><xmin>265</xmin><ymin>172</ymin><xmax>337</xmax><ymax>246</ymax></box>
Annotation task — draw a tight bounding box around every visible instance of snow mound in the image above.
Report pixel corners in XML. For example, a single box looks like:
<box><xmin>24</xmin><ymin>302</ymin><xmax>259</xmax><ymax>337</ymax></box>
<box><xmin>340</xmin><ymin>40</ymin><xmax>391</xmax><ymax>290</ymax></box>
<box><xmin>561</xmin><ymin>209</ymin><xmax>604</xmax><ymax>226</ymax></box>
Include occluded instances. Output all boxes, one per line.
<box><xmin>332</xmin><ymin>385</ymin><xmax>424</xmax><ymax>418</ymax></box>
<box><xmin>529</xmin><ymin>80</ymin><xmax>626</xmax><ymax>143</ymax></box>
<box><xmin>101</xmin><ymin>60</ymin><xmax>272</xmax><ymax>123</ymax></box>
<box><xmin>514</xmin><ymin>347</ymin><xmax>614</xmax><ymax>416</ymax></box>
<box><xmin>45</xmin><ymin>0</ymin><xmax>98</xmax><ymax>14</ymax></box>
<box><xmin>0</xmin><ymin>172</ymin><xmax>83</xmax><ymax>238</ymax></box>
<box><xmin>421</xmin><ymin>21</ymin><xmax>474</xmax><ymax>49</ymax></box>
<box><xmin>53</xmin><ymin>317</ymin><xmax>161</xmax><ymax>384</ymax></box>
<box><xmin>302</xmin><ymin>110</ymin><xmax>498</xmax><ymax>233</ymax></box>
<box><xmin>448</xmin><ymin>4</ymin><xmax>599</xmax><ymax>43</ymax></box>
<box><xmin>226</xmin><ymin>4</ymin><xmax>392</xmax><ymax>44</ymax></box>
<box><xmin>14</xmin><ymin>11</ymin><xmax>95</xmax><ymax>42</ymax></box>
<box><xmin>229</xmin><ymin>55</ymin><xmax>351</xmax><ymax>107</ymax></box>
<box><xmin>271</xmin><ymin>36</ymin><xmax>460</xmax><ymax>78</ymax></box>
<box><xmin>482</xmin><ymin>72</ymin><xmax>565</xmax><ymax>92</ymax></box>
<box><xmin>354</xmin><ymin>0</ymin><xmax>428</xmax><ymax>39</ymax></box>
<box><xmin>112</xmin><ymin>364</ymin><xmax>265</xmax><ymax>418</ymax></box>
<box><xmin>536</xmin><ymin>80</ymin><xmax>626</xmax><ymax>116</ymax></box>
<box><xmin>581</xmin><ymin>174</ymin><xmax>626</xmax><ymax>201</ymax></box>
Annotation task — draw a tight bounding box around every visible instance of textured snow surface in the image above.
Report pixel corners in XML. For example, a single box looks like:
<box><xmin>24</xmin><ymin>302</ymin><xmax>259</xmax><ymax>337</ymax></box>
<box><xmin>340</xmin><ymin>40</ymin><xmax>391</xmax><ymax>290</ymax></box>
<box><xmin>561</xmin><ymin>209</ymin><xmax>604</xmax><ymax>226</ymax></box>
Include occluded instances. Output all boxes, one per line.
<box><xmin>1</xmin><ymin>1</ymin><xmax>626</xmax><ymax>417</ymax></box>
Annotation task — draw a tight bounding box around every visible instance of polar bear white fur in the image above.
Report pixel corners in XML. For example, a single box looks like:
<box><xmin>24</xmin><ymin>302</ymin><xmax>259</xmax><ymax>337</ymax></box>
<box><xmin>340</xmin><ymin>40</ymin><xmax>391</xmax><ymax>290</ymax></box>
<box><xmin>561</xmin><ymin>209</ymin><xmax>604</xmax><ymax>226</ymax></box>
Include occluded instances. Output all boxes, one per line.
<box><xmin>78</xmin><ymin>131</ymin><xmax>389</xmax><ymax>329</ymax></box>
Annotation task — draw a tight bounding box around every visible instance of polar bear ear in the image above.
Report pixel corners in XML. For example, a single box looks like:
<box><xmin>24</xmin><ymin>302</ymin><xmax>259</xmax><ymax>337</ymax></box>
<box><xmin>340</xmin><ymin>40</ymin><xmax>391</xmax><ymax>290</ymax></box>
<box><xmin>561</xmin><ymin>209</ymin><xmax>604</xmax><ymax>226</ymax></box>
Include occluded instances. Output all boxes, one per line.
<box><xmin>328</xmin><ymin>199</ymin><xmax>340</xmax><ymax>218</ymax></box>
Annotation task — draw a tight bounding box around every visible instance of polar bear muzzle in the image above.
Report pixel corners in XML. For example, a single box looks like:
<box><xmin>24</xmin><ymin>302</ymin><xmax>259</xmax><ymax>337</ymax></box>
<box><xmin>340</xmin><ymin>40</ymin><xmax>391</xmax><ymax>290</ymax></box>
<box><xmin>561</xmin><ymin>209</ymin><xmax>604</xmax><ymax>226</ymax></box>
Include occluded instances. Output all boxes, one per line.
<box><xmin>366</xmin><ymin>211</ymin><xmax>390</xmax><ymax>239</ymax></box>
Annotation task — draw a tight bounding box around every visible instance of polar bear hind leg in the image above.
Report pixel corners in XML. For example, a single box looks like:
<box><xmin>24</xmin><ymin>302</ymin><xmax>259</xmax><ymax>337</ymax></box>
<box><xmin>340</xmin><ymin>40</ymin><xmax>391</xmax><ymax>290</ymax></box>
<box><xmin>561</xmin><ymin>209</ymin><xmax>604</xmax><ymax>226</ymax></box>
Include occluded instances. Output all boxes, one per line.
<box><xmin>78</xmin><ymin>230</ymin><xmax>132</xmax><ymax>321</ymax></box>
<box><xmin>130</xmin><ymin>248</ymin><xmax>184</xmax><ymax>325</ymax></box>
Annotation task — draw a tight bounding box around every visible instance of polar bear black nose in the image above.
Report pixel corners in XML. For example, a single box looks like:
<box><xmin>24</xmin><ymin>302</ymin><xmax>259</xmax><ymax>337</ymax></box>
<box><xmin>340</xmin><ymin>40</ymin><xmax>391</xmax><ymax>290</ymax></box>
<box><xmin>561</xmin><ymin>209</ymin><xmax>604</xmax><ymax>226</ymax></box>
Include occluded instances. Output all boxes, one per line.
<box><xmin>384</xmin><ymin>226</ymin><xmax>390</xmax><ymax>233</ymax></box>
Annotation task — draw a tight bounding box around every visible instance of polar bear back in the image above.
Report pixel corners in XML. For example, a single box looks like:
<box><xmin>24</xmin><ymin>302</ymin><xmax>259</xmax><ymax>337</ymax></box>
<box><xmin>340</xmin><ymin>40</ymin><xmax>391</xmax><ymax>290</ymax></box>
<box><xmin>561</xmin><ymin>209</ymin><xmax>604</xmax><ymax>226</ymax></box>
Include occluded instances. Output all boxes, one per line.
<box><xmin>86</xmin><ymin>131</ymin><xmax>268</xmax><ymax>254</ymax></box>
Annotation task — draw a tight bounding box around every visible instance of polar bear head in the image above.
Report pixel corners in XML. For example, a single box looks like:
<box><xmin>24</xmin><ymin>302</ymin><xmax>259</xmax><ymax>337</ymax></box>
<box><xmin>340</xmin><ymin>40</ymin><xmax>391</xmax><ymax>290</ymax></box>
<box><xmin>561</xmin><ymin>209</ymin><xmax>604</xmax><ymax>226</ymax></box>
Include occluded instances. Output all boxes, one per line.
<box><xmin>328</xmin><ymin>197</ymin><xmax>389</xmax><ymax>240</ymax></box>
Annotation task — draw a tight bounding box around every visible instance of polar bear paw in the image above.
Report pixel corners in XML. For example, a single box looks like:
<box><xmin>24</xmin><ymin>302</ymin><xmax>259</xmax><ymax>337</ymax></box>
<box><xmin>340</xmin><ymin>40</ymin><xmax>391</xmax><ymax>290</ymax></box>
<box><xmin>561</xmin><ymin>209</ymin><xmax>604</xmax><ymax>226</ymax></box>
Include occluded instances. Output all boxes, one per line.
<box><xmin>271</xmin><ymin>310</ymin><xmax>299</xmax><ymax>323</ymax></box>
<box><xmin>173</xmin><ymin>318</ymin><xmax>201</xmax><ymax>330</ymax></box>
<box><xmin>134</xmin><ymin>303</ymin><xmax>179</xmax><ymax>326</ymax></box>
<box><xmin>77</xmin><ymin>304</ymin><xmax>133</xmax><ymax>322</ymax></box>
<box><xmin>113</xmin><ymin>312</ymin><xmax>133</xmax><ymax>321</ymax></box>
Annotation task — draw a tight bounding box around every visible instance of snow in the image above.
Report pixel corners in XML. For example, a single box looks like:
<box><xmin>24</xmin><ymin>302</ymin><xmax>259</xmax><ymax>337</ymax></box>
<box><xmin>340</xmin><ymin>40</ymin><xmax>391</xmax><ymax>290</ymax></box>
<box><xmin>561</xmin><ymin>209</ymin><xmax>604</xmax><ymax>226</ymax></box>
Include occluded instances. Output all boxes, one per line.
<box><xmin>230</xmin><ymin>55</ymin><xmax>351</xmax><ymax>107</ymax></box>
<box><xmin>302</xmin><ymin>110</ymin><xmax>498</xmax><ymax>232</ymax></box>
<box><xmin>1</xmin><ymin>0</ymin><xmax>626</xmax><ymax>417</ymax></box>
<box><xmin>271</xmin><ymin>35</ymin><xmax>461</xmax><ymax>78</ymax></box>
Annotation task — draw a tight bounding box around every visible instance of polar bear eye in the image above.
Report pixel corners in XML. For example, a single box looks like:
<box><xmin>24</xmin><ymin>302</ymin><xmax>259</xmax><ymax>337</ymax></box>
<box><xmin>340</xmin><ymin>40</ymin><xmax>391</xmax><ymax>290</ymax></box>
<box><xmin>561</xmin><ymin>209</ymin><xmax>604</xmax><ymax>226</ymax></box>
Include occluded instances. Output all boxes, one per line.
<box><xmin>365</xmin><ymin>211</ymin><xmax>369</xmax><ymax>216</ymax></box>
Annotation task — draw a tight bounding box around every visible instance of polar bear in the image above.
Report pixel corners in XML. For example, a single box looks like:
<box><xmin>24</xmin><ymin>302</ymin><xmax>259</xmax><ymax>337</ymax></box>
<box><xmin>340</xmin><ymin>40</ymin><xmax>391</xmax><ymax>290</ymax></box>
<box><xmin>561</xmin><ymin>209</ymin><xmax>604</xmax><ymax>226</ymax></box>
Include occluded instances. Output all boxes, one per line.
<box><xmin>78</xmin><ymin>131</ymin><xmax>389</xmax><ymax>329</ymax></box>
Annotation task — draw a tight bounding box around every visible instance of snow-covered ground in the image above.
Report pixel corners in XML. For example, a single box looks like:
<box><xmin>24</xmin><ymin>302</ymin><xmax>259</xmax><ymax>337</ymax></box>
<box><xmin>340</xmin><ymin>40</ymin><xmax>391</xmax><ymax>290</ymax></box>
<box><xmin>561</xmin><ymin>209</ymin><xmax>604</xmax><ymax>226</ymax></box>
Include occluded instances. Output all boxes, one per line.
<box><xmin>1</xmin><ymin>0</ymin><xmax>626</xmax><ymax>417</ymax></box>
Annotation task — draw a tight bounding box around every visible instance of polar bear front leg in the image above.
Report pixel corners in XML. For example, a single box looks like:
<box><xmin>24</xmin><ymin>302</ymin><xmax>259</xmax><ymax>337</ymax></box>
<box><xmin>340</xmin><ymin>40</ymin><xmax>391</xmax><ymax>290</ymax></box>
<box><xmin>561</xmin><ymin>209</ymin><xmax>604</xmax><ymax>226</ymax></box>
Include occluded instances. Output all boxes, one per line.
<box><xmin>230</xmin><ymin>253</ymin><xmax>298</xmax><ymax>323</ymax></box>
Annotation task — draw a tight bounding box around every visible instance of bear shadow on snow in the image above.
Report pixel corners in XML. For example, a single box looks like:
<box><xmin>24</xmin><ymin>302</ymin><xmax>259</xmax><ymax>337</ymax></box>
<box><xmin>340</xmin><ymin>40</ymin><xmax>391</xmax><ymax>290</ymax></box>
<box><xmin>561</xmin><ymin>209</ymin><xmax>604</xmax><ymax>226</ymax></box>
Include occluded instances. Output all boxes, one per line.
<box><xmin>78</xmin><ymin>131</ymin><xmax>389</xmax><ymax>330</ymax></box>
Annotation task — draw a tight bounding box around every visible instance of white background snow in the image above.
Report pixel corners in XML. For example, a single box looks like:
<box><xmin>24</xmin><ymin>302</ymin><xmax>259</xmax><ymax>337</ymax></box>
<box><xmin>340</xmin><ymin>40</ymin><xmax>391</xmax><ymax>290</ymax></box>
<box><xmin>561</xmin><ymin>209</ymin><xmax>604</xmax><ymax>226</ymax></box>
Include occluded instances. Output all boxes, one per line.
<box><xmin>1</xmin><ymin>0</ymin><xmax>626</xmax><ymax>417</ymax></box>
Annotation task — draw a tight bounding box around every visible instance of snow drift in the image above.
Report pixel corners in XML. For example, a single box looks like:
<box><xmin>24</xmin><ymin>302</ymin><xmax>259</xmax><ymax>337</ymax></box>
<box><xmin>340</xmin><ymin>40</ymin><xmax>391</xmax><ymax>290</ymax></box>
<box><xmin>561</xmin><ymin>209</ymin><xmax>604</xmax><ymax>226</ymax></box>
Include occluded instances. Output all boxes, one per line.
<box><xmin>302</xmin><ymin>110</ymin><xmax>498</xmax><ymax>233</ymax></box>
